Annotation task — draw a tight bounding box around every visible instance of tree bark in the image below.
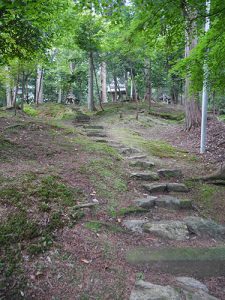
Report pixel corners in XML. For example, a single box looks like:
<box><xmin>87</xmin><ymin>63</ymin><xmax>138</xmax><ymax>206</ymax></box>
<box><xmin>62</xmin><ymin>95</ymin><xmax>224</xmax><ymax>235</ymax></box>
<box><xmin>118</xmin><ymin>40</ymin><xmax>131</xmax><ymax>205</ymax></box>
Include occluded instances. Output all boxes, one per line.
<box><xmin>88</xmin><ymin>51</ymin><xmax>94</xmax><ymax>111</ymax></box>
<box><xmin>144</xmin><ymin>59</ymin><xmax>152</xmax><ymax>109</ymax></box>
<box><xmin>100</xmin><ymin>62</ymin><xmax>107</xmax><ymax>103</ymax></box>
<box><xmin>182</xmin><ymin>1</ymin><xmax>201</xmax><ymax>130</ymax></box>
<box><xmin>35</xmin><ymin>66</ymin><xmax>44</xmax><ymax>105</ymax></box>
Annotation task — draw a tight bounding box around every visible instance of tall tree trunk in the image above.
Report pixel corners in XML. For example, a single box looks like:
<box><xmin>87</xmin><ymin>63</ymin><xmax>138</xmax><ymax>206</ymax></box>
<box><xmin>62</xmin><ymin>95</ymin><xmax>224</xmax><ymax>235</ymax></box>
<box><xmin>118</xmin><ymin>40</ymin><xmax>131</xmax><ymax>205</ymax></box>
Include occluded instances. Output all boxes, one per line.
<box><xmin>113</xmin><ymin>75</ymin><xmax>118</xmax><ymax>102</ymax></box>
<box><xmin>88</xmin><ymin>51</ymin><xmax>94</xmax><ymax>111</ymax></box>
<box><xmin>93</xmin><ymin>59</ymin><xmax>104</xmax><ymax>110</ymax></box>
<box><xmin>124</xmin><ymin>71</ymin><xmax>129</xmax><ymax>100</ymax></box>
<box><xmin>5</xmin><ymin>66</ymin><xmax>12</xmax><ymax>108</ymax></box>
<box><xmin>100</xmin><ymin>62</ymin><xmax>107</xmax><ymax>103</ymax></box>
<box><xmin>36</xmin><ymin>67</ymin><xmax>44</xmax><ymax>105</ymax></box>
<box><xmin>182</xmin><ymin>1</ymin><xmax>201</xmax><ymax>130</ymax></box>
<box><xmin>144</xmin><ymin>59</ymin><xmax>152</xmax><ymax>109</ymax></box>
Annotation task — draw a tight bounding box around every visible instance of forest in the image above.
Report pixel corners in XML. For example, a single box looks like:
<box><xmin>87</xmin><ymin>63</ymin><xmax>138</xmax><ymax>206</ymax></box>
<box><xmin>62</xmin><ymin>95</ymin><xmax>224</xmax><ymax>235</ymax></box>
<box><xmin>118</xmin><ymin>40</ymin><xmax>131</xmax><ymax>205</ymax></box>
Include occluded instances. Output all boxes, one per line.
<box><xmin>1</xmin><ymin>1</ymin><xmax>225</xmax><ymax>299</ymax></box>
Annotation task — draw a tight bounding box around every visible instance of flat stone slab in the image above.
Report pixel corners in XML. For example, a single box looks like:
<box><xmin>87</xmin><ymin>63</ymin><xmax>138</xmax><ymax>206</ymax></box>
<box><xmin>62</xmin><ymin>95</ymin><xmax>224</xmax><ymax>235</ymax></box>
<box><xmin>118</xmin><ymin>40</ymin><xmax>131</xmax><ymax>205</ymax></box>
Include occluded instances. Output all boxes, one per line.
<box><xmin>92</xmin><ymin>139</ymin><xmax>108</xmax><ymax>143</ymax></box>
<box><xmin>127</xmin><ymin>155</ymin><xmax>147</xmax><ymax>160</ymax></box>
<box><xmin>129</xmin><ymin>160</ymin><xmax>155</xmax><ymax>169</ymax></box>
<box><xmin>86</xmin><ymin>132</ymin><xmax>107</xmax><ymax>137</ymax></box>
<box><xmin>167</xmin><ymin>183</ymin><xmax>189</xmax><ymax>192</ymax></box>
<box><xmin>143</xmin><ymin>220</ymin><xmax>189</xmax><ymax>240</ymax></box>
<box><xmin>84</xmin><ymin>125</ymin><xmax>104</xmax><ymax>130</ymax></box>
<box><xmin>126</xmin><ymin>247</ymin><xmax>225</xmax><ymax>277</ymax></box>
<box><xmin>122</xmin><ymin>219</ymin><xmax>147</xmax><ymax>233</ymax></box>
<box><xmin>184</xmin><ymin>216</ymin><xmax>225</xmax><ymax>239</ymax></box>
<box><xmin>119</xmin><ymin>148</ymin><xmax>140</xmax><ymax>155</ymax></box>
<box><xmin>158</xmin><ymin>169</ymin><xmax>183</xmax><ymax>178</ymax></box>
<box><xmin>155</xmin><ymin>196</ymin><xmax>192</xmax><ymax>209</ymax></box>
<box><xmin>134</xmin><ymin>195</ymin><xmax>192</xmax><ymax>210</ymax></box>
<box><xmin>143</xmin><ymin>183</ymin><xmax>167</xmax><ymax>193</ymax></box>
<box><xmin>130</xmin><ymin>280</ymin><xmax>218</xmax><ymax>300</ymax></box>
<box><xmin>134</xmin><ymin>196</ymin><xmax>157</xmax><ymax>209</ymax></box>
<box><xmin>143</xmin><ymin>183</ymin><xmax>189</xmax><ymax>193</ymax></box>
<box><xmin>130</xmin><ymin>172</ymin><xmax>159</xmax><ymax>181</ymax></box>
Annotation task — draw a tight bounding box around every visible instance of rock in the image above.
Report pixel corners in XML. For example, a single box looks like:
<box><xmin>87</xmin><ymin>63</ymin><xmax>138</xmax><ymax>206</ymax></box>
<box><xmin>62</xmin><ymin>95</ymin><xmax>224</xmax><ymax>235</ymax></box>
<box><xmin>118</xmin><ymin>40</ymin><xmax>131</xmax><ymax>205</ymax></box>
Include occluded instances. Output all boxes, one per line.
<box><xmin>184</xmin><ymin>216</ymin><xmax>225</xmax><ymax>239</ymax></box>
<box><xmin>129</xmin><ymin>160</ymin><xmax>155</xmax><ymax>169</ymax></box>
<box><xmin>127</xmin><ymin>155</ymin><xmax>147</xmax><ymax>160</ymax></box>
<box><xmin>130</xmin><ymin>172</ymin><xmax>159</xmax><ymax>181</ymax></box>
<box><xmin>155</xmin><ymin>196</ymin><xmax>192</xmax><ymax>209</ymax></box>
<box><xmin>84</xmin><ymin>125</ymin><xmax>104</xmax><ymax>130</ymax></box>
<box><xmin>74</xmin><ymin>114</ymin><xmax>90</xmax><ymax>123</ymax></box>
<box><xmin>158</xmin><ymin>169</ymin><xmax>183</xmax><ymax>178</ymax></box>
<box><xmin>143</xmin><ymin>220</ymin><xmax>189</xmax><ymax>240</ymax></box>
<box><xmin>142</xmin><ymin>183</ymin><xmax>167</xmax><ymax>193</ymax></box>
<box><xmin>93</xmin><ymin>139</ymin><xmax>108</xmax><ymax>143</ymax></box>
<box><xmin>167</xmin><ymin>183</ymin><xmax>189</xmax><ymax>193</ymax></box>
<box><xmin>86</xmin><ymin>132</ymin><xmax>107</xmax><ymax>137</ymax></box>
<box><xmin>176</xmin><ymin>276</ymin><xmax>209</xmax><ymax>292</ymax></box>
<box><xmin>122</xmin><ymin>219</ymin><xmax>147</xmax><ymax>233</ymax></box>
<box><xmin>119</xmin><ymin>148</ymin><xmax>139</xmax><ymax>155</ymax></box>
<box><xmin>130</xmin><ymin>281</ymin><xmax>180</xmax><ymax>300</ymax></box>
<box><xmin>130</xmin><ymin>280</ymin><xmax>218</xmax><ymax>300</ymax></box>
<box><xmin>134</xmin><ymin>196</ymin><xmax>157</xmax><ymax>209</ymax></box>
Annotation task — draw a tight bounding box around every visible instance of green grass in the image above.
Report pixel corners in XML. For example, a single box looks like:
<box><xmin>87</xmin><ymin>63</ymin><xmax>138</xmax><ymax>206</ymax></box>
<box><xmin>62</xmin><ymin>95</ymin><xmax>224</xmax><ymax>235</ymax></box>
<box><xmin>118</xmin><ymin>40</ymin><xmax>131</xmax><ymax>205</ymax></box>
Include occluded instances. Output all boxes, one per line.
<box><xmin>73</xmin><ymin>136</ymin><xmax>121</xmax><ymax>158</ymax></box>
<box><xmin>112</xmin><ymin>128</ymin><xmax>189</xmax><ymax>159</ymax></box>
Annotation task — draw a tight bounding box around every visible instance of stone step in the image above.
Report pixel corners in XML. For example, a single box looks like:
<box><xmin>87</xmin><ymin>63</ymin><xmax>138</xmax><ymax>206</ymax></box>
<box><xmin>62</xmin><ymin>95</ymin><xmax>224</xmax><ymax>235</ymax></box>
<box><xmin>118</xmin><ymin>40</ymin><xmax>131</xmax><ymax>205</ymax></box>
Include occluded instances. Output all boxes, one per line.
<box><xmin>130</xmin><ymin>172</ymin><xmax>159</xmax><ymax>181</ymax></box>
<box><xmin>130</xmin><ymin>279</ymin><xmax>218</xmax><ymax>299</ymax></box>
<box><xmin>126</xmin><ymin>155</ymin><xmax>147</xmax><ymax>160</ymax></box>
<box><xmin>134</xmin><ymin>195</ymin><xmax>192</xmax><ymax>210</ymax></box>
<box><xmin>86</xmin><ymin>132</ymin><xmax>107</xmax><ymax>138</ymax></box>
<box><xmin>143</xmin><ymin>182</ymin><xmax>189</xmax><ymax>193</ymax></box>
<box><xmin>122</xmin><ymin>217</ymin><xmax>225</xmax><ymax>240</ymax></box>
<box><xmin>129</xmin><ymin>160</ymin><xmax>155</xmax><ymax>169</ymax></box>
<box><xmin>119</xmin><ymin>148</ymin><xmax>140</xmax><ymax>155</ymax></box>
<box><xmin>157</xmin><ymin>168</ymin><xmax>183</xmax><ymax>178</ymax></box>
<box><xmin>84</xmin><ymin>125</ymin><xmax>104</xmax><ymax>130</ymax></box>
<box><xmin>126</xmin><ymin>247</ymin><xmax>225</xmax><ymax>278</ymax></box>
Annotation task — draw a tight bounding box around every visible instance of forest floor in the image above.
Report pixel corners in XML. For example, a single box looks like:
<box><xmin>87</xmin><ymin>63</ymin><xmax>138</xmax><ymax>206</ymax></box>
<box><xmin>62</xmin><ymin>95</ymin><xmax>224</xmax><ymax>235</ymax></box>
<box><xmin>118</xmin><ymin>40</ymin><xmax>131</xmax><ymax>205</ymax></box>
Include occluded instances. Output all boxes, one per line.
<box><xmin>0</xmin><ymin>102</ymin><xmax>225</xmax><ymax>299</ymax></box>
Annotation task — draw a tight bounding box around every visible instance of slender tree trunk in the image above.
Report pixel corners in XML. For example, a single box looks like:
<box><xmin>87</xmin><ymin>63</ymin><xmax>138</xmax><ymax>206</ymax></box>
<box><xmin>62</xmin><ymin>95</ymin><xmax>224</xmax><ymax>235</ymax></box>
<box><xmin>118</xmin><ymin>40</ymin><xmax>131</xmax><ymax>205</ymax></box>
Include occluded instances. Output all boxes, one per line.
<box><xmin>5</xmin><ymin>66</ymin><xmax>12</xmax><ymax>108</ymax></box>
<box><xmin>182</xmin><ymin>2</ymin><xmax>201</xmax><ymax>130</ymax></box>
<box><xmin>100</xmin><ymin>62</ymin><xmax>107</xmax><ymax>103</ymax></box>
<box><xmin>124</xmin><ymin>71</ymin><xmax>129</xmax><ymax>100</ymax></box>
<box><xmin>36</xmin><ymin>66</ymin><xmax>44</xmax><ymax>105</ymax></box>
<box><xmin>144</xmin><ymin>59</ymin><xmax>152</xmax><ymax>109</ymax></box>
<box><xmin>113</xmin><ymin>75</ymin><xmax>118</xmax><ymax>102</ymax></box>
<box><xmin>93</xmin><ymin>59</ymin><xmax>104</xmax><ymax>110</ymax></box>
<box><xmin>88</xmin><ymin>51</ymin><xmax>94</xmax><ymax>111</ymax></box>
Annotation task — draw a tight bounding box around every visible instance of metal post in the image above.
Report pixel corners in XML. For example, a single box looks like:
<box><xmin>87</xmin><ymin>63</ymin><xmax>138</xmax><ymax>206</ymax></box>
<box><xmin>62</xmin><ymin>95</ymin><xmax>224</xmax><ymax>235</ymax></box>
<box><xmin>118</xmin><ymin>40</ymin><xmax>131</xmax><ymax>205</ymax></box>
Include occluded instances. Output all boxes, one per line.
<box><xmin>200</xmin><ymin>0</ymin><xmax>211</xmax><ymax>154</ymax></box>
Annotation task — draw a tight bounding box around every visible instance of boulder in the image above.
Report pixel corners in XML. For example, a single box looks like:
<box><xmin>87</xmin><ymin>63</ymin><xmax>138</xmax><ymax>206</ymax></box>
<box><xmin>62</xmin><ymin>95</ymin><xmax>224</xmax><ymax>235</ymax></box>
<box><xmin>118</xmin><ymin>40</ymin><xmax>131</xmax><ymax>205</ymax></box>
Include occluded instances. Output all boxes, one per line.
<box><xmin>184</xmin><ymin>216</ymin><xmax>225</xmax><ymax>239</ymax></box>
<box><xmin>129</xmin><ymin>160</ymin><xmax>155</xmax><ymax>169</ymax></box>
<box><xmin>130</xmin><ymin>172</ymin><xmax>159</xmax><ymax>181</ymax></box>
<box><xmin>142</xmin><ymin>183</ymin><xmax>167</xmax><ymax>193</ymax></box>
<box><xmin>155</xmin><ymin>196</ymin><xmax>192</xmax><ymax>209</ymax></box>
<box><xmin>134</xmin><ymin>196</ymin><xmax>157</xmax><ymax>209</ymax></box>
<box><xmin>167</xmin><ymin>183</ymin><xmax>189</xmax><ymax>193</ymax></box>
<box><xmin>175</xmin><ymin>276</ymin><xmax>208</xmax><ymax>292</ymax></box>
<box><xmin>143</xmin><ymin>220</ymin><xmax>189</xmax><ymax>240</ymax></box>
<box><xmin>158</xmin><ymin>169</ymin><xmax>183</xmax><ymax>178</ymax></box>
<box><xmin>130</xmin><ymin>281</ymin><xmax>180</xmax><ymax>300</ymax></box>
<box><xmin>130</xmin><ymin>280</ymin><xmax>218</xmax><ymax>300</ymax></box>
<box><xmin>122</xmin><ymin>219</ymin><xmax>147</xmax><ymax>233</ymax></box>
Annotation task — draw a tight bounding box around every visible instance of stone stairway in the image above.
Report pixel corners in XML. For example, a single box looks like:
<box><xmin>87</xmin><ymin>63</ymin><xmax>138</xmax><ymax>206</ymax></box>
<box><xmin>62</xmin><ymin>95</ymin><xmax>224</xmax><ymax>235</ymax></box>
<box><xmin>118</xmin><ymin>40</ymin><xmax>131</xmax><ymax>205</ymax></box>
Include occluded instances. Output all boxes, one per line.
<box><xmin>82</xmin><ymin>124</ymin><xmax>224</xmax><ymax>299</ymax></box>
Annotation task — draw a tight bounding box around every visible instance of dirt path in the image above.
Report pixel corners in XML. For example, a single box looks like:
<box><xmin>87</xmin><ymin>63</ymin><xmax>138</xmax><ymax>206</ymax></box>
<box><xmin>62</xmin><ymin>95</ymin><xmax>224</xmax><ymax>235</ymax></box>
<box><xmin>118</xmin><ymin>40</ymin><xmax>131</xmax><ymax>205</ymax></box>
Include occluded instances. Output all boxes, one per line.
<box><xmin>1</xmin><ymin>106</ymin><xmax>225</xmax><ymax>299</ymax></box>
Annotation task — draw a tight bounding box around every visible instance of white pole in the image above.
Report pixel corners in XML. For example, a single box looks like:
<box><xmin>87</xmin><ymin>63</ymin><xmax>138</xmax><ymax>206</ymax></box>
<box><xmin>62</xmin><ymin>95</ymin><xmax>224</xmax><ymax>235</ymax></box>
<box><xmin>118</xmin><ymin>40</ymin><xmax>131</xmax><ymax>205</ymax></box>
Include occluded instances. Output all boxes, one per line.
<box><xmin>200</xmin><ymin>0</ymin><xmax>211</xmax><ymax>154</ymax></box>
